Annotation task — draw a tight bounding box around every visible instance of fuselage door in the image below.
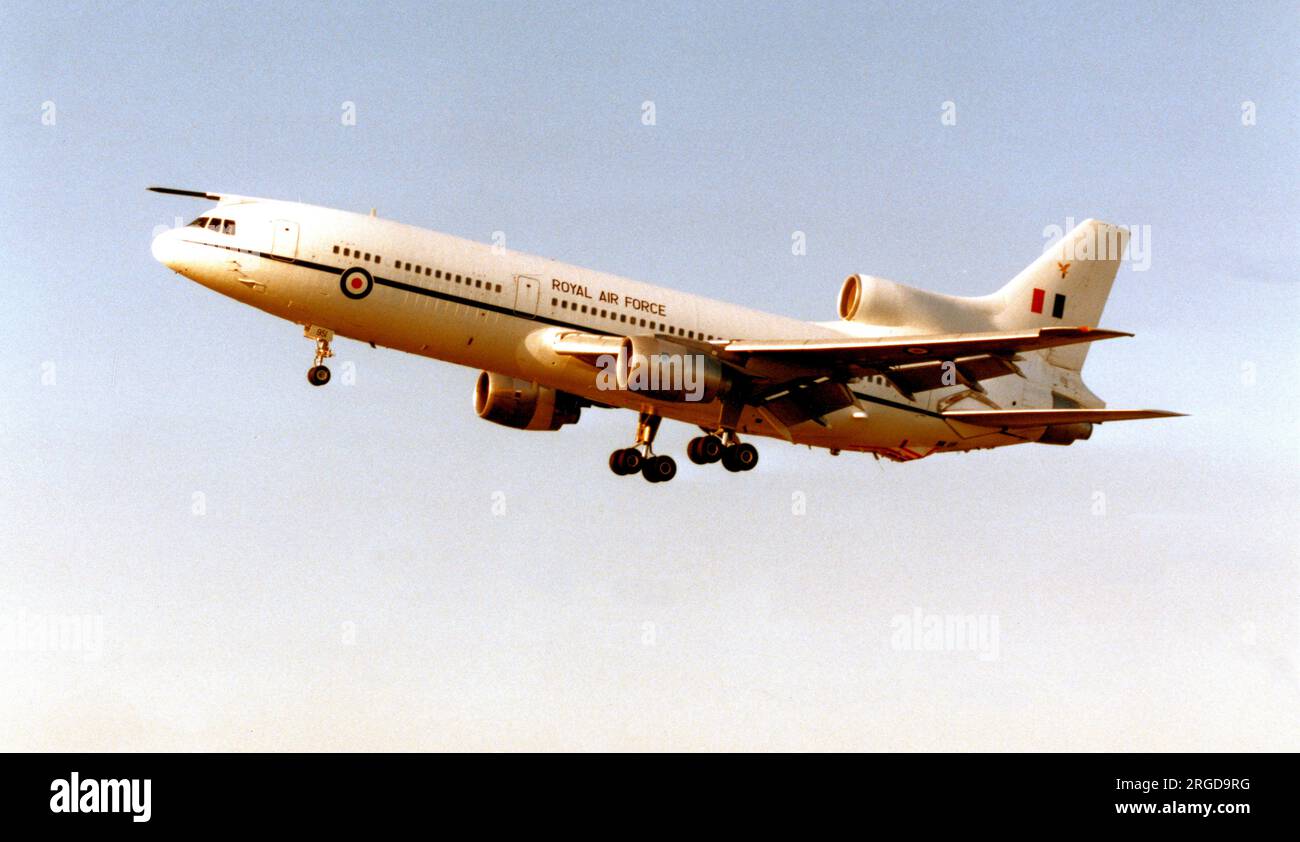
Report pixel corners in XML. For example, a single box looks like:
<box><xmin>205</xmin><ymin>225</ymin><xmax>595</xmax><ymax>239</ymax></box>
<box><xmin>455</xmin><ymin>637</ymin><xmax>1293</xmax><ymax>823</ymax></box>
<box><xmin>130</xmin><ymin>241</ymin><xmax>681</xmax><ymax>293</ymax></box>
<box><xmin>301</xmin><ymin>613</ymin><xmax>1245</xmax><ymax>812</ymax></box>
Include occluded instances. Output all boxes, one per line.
<box><xmin>270</xmin><ymin>220</ymin><xmax>299</xmax><ymax>259</ymax></box>
<box><xmin>513</xmin><ymin>274</ymin><xmax>541</xmax><ymax>318</ymax></box>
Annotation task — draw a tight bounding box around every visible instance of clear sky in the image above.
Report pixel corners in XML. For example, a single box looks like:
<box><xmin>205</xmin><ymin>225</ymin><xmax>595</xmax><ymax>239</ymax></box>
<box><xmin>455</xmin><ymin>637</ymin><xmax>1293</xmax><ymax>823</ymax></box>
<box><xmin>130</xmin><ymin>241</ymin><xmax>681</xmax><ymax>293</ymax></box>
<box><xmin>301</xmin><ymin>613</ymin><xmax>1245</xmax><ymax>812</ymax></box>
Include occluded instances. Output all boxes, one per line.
<box><xmin>1</xmin><ymin>1</ymin><xmax>1296</xmax><ymax>750</ymax></box>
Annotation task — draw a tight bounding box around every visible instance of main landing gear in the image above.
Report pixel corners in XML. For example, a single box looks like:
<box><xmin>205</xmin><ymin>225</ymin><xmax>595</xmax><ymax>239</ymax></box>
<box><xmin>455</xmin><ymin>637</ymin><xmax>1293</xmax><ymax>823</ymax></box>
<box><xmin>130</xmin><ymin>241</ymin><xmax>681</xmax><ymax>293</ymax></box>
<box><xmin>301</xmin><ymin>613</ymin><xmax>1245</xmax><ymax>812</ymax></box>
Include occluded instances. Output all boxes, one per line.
<box><xmin>609</xmin><ymin>412</ymin><xmax>677</xmax><ymax>483</ymax></box>
<box><xmin>688</xmin><ymin>430</ymin><xmax>758</xmax><ymax>473</ymax></box>
<box><xmin>305</xmin><ymin>325</ymin><xmax>334</xmax><ymax>386</ymax></box>
<box><xmin>609</xmin><ymin>416</ymin><xmax>760</xmax><ymax>483</ymax></box>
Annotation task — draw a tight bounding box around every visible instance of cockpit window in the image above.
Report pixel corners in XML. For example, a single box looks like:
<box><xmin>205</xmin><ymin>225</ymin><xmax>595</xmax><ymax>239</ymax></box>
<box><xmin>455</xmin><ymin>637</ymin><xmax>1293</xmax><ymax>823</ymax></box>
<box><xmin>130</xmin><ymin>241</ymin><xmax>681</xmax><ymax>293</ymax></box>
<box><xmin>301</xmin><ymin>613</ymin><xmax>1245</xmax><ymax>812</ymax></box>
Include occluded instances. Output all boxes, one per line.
<box><xmin>186</xmin><ymin>216</ymin><xmax>236</xmax><ymax>234</ymax></box>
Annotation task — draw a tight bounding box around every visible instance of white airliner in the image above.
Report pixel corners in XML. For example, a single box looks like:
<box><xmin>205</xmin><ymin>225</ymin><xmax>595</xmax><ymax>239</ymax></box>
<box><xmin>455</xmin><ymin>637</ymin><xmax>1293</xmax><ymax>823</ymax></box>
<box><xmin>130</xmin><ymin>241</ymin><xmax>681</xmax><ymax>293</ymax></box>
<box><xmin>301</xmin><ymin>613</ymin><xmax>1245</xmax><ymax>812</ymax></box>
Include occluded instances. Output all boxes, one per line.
<box><xmin>149</xmin><ymin>187</ymin><xmax>1180</xmax><ymax>482</ymax></box>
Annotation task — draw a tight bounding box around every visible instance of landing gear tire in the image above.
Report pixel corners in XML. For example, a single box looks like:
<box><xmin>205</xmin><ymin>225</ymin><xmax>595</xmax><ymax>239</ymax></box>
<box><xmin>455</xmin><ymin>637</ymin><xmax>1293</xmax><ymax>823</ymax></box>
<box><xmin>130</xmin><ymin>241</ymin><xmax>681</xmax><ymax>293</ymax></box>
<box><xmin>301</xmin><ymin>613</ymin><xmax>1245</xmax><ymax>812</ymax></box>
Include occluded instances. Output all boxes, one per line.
<box><xmin>609</xmin><ymin>447</ymin><xmax>643</xmax><ymax>476</ymax></box>
<box><xmin>307</xmin><ymin>365</ymin><xmax>332</xmax><ymax>387</ymax></box>
<box><xmin>641</xmin><ymin>455</ymin><xmax>677</xmax><ymax>483</ymax></box>
<box><xmin>611</xmin><ymin>413</ymin><xmax>661</xmax><ymax>479</ymax></box>
<box><xmin>687</xmin><ymin>435</ymin><xmax>724</xmax><ymax>465</ymax></box>
<box><xmin>722</xmin><ymin>442</ymin><xmax>758</xmax><ymax>472</ymax></box>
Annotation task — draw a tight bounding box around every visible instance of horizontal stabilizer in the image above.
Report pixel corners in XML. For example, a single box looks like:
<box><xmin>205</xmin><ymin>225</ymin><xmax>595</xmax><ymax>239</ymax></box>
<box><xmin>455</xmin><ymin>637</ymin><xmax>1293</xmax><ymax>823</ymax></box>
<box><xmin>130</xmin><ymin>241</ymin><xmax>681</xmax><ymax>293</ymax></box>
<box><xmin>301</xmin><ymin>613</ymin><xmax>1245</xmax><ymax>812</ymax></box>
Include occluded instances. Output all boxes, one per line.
<box><xmin>943</xmin><ymin>408</ymin><xmax>1185</xmax><ymax>428</ymax></box>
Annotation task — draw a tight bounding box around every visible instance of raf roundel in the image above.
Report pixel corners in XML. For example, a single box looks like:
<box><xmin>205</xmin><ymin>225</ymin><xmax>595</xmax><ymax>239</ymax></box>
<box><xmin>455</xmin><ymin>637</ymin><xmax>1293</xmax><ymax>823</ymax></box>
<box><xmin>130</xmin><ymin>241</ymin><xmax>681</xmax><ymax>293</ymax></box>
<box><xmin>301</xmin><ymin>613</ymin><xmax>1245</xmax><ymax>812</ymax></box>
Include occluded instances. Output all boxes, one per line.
<box><xmin>339</xmin><ymin>267</ymin><xmax>373</xmax><ymax>300</ymax></box>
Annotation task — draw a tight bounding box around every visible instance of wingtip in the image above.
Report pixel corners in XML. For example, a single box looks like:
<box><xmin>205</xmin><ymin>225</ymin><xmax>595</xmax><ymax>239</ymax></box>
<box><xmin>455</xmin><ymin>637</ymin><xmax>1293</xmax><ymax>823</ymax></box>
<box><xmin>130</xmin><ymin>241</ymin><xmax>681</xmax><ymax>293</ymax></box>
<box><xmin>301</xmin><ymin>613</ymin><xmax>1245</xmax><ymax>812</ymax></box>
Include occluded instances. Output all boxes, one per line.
<box><xmin>1082</xmin><ymin>326</ymin><xmax>1133</xmax><ymax>338</ymax></box>
<box><xmin>1038</xmin><ymin>325</ymin><xmax>1133</xmax><ymax>343</ymax></box>
<box><xmin>1108</xmin><ymin>409</ymin><xmax>1187</xmax><ymax>420</ymax></box>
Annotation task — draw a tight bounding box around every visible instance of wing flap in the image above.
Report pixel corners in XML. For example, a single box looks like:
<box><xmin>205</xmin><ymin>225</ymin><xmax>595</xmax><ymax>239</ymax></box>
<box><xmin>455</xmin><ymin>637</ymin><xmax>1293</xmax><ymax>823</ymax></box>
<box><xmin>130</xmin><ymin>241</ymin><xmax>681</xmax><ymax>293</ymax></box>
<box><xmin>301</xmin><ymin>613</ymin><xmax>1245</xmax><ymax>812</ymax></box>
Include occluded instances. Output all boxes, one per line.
<box><xmin>888</xmin><ymin>354</ymin><xmax>1023</xmax><ymax>395</ymax></box>
<box><xmin>757</xmin><ymin>379</ymin><xmax>856</xmax><ymax>426</ymax></box>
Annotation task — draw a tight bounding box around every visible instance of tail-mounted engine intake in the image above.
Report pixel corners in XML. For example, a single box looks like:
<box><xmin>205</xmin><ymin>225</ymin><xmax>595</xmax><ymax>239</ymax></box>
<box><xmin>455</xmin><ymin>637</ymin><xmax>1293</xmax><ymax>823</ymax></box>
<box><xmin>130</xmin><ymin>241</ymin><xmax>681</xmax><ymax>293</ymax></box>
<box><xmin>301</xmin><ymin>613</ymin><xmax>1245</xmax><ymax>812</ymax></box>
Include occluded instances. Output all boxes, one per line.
<box><xmin>837</xmin><ymin>273</ymin><xmax>993</xmax><ymax>332</ymax></box>
<box><xmin>474</xmin><ymin>371</ymin><xmax>582</xmax><ymax>431</ymax></box>
<box><xmin>615</xmin><ymin>335</ymin><xmax>728</xmax><ymax>403</ymax></box>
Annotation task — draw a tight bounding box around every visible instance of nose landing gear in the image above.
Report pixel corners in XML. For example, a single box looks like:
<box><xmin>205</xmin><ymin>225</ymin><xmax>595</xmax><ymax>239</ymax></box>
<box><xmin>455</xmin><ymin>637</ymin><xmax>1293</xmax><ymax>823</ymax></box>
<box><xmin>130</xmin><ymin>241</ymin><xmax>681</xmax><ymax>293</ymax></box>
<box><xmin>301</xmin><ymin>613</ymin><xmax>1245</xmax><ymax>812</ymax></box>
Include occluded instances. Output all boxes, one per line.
<box><xmin>609</xmin><ymin>412</ymin><xmax>678</xmax><ymax>482</ymax></box>
<box><xmin>304</xmin><ymin>325</ymin><xmax>334</xmax><ymax>387</ymax></box>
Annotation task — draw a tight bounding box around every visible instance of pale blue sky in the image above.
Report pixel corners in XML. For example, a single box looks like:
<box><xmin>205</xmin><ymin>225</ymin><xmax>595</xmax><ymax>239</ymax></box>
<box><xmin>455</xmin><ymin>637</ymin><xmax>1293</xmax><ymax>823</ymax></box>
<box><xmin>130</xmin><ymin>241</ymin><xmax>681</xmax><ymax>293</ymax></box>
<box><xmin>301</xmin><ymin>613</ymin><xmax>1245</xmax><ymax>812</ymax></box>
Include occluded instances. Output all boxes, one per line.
<box><xmin>1</xmin><ymin>1</ymin><xmax>1297</xmax><ymax>749</ymax></box>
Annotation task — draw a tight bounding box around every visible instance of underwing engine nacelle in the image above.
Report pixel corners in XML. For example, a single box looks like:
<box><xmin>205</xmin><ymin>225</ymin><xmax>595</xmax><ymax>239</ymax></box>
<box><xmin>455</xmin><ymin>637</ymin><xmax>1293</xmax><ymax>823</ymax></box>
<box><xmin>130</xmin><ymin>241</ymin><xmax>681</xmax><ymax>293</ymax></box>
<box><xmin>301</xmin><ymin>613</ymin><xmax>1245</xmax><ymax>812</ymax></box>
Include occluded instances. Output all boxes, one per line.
<box><xmin>616</xmin><ymin>335</ymin><xmax>728</xmax><ymax>403</ymax></box>
<box><xmin>474</xmin><ymin>371</ymin><xmax>581</xmax><ymax>431</ymax></box>
<box><xmin>1037</xmin><ymin>423</ymin><xmax>1093</xmax><ymax>446</ymax></box>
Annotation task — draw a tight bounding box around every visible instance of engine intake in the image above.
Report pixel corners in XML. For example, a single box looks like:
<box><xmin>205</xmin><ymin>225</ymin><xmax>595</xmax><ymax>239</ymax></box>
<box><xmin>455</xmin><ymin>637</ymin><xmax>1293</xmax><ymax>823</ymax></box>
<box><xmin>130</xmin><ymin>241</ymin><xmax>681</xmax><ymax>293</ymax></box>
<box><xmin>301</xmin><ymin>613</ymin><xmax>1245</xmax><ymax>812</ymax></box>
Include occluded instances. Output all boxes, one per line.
<box><xmin>1038</xmin><ymin>423</ymin><xmax>1093</xmax><ymax>445</ymax></box>
<box><xmin>474</xmin><ymin>372</ymin><xmax>581</xmax><ymax>431</ymax></box>
<box><xmin>837</xmin><ymin>273</ymin><xmax>993</xmax><ymax>331</ymax></box>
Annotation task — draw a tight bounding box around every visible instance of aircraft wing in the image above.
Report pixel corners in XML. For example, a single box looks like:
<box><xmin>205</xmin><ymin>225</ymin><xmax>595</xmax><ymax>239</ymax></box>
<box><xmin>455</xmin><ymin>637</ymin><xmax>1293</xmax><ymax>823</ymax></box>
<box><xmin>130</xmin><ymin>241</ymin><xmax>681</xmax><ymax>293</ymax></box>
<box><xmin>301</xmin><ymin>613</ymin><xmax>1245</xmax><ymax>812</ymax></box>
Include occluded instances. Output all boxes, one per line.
<box><xmin>148</xmin><ymin>186</ymin><xmax>224</xmax><ymax>200</ymax></box>
<box><xmin>718</xmin><ymin>326</ymin><xmax>1128</xmax><ymax>371</ymax></box>
<box><xmin>548</xmin><ymin>324</ymin><xmax>1146</xmax><ymax>427</ymax></box>
<box><xmin>942</xmin><ymin>408</ymin><xmax>1186</xmax><ymax>427</ymax></box>
<box><xmin>711</xmin><ymin>326</ymin><xmax>1182</xmax><ymax>428</ymax></box>
<box><xmin>148</xmin><ymin>186</ymin><xmax>263</xmax><ymax>205</ymax></box>
<box><xmin>709</xmin><ymin>326</ymin><xmax>1127</xmax><ymax>401</ymax></box>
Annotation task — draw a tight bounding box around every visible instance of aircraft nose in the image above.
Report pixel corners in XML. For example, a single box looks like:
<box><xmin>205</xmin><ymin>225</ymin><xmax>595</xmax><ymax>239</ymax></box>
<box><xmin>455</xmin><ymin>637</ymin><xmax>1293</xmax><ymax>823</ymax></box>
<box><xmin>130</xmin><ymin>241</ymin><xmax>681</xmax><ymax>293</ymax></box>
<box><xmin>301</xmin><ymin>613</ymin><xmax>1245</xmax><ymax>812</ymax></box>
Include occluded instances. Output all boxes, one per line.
<box><xmin>151</xmin><ymin>228</ymin><xmax>184</xmax><ymax>269</ymax></box>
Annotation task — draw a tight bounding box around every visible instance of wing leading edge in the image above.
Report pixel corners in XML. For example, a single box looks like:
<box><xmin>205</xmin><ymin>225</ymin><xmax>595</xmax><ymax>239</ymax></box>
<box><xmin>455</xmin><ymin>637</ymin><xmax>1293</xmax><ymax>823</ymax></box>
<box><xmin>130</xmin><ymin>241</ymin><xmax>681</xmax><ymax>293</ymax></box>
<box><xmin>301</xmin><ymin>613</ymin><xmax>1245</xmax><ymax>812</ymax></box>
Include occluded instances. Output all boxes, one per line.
<box><xmin>718</xmin><ymin>326</ymin><xmax>1128</xmax><ymax>371</ymax></box>
<box><xmin>943</xmin><ymin>408</ymin><xmax>1186</xmax><ymax>427</ymax></box>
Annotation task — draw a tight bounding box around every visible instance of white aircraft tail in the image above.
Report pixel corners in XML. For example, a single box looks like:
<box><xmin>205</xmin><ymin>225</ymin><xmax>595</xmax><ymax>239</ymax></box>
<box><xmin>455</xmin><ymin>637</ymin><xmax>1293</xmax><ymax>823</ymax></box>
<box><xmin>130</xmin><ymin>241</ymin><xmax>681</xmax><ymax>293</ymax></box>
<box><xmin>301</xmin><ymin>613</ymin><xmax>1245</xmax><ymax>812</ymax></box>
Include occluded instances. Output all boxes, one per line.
<box><xmin>987</xmin><ymin>219</ymin><xmax>1130</xmax><ymax>371</ymax></box>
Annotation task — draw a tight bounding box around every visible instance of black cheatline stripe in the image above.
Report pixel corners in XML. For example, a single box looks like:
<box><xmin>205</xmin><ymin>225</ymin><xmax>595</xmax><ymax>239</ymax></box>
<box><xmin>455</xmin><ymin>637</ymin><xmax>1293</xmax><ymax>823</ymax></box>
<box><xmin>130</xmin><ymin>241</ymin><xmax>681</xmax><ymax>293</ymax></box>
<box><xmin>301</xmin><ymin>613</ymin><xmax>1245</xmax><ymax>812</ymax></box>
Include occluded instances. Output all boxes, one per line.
<box><xmin>186</xmin><ymin>240</ymin><xmax>943</xmax><ymax>421</ymax></box>
<box><xmin>182</xmin><ymin>239</ymin><xmax>344</xmax><ymax>275</ymax></box>
<box><xmin>371</xmin><ymin>276</ymin><xmax>525</xmax><ymax>321</ymax></box>
<box><xmin>183</xmin><ymin>238</ymin><xmax>600</xmax><ymax>334</ymax></box>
